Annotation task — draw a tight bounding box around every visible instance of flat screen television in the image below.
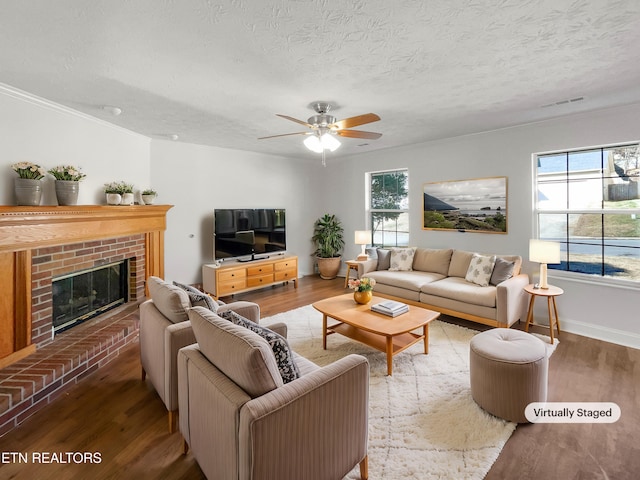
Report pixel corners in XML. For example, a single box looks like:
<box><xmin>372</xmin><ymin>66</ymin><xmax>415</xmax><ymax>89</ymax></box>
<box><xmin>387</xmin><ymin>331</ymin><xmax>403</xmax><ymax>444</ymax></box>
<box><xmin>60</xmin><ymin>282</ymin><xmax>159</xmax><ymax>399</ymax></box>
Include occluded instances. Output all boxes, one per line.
<box><xmin>214</xmin><ymin>208</ymin><xmax>286</xmax><ymax>262</ymax></box>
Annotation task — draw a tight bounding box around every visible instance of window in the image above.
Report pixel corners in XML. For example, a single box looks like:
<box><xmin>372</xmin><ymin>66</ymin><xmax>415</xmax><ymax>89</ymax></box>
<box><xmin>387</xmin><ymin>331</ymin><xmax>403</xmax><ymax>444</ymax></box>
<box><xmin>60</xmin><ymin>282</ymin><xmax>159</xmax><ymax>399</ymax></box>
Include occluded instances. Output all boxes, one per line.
<box><xmin>534</xmin><ymin>144</ymin><xmax>640</xmax><ymax>283</ymax></box>
<box><xmin>368</xmin><ymin>169</ymin><xmax>409</xmax><ymax>247</ymax></box>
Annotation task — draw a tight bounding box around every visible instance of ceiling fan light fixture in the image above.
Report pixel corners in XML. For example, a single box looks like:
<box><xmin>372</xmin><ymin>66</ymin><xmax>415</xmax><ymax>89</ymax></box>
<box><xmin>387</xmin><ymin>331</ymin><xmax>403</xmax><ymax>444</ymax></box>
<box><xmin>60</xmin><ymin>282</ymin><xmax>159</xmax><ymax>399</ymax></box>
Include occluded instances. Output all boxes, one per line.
<box><xmin>320</xmin><ymin>133</ymin><xmax>340</xmax><ymax>152</ymax></box>
<box><xmin>303</xmin><ymin>134</ymin><xmax>323</xmax><ymax>153</ymax></box>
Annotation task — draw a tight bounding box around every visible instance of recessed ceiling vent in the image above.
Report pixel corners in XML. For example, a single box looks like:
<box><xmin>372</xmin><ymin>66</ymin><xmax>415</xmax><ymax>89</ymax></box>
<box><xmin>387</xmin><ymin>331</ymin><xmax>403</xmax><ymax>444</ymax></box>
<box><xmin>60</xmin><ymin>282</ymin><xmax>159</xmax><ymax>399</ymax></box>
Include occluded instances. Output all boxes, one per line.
<box><xmin>541</xmin><ymin>97</ymin><xmax>584</xmax><ymax>108</ymax></box>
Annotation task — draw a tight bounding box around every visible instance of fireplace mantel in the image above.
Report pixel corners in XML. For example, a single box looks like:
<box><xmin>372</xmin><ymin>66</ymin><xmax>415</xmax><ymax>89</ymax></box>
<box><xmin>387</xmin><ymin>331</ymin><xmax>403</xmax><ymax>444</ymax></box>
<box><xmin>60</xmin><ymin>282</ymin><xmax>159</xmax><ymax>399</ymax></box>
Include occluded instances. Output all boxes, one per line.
<box><xmin>0</xmin><ymin>205</ymin><xmax>173</xmax><ymax>368</ymax></box>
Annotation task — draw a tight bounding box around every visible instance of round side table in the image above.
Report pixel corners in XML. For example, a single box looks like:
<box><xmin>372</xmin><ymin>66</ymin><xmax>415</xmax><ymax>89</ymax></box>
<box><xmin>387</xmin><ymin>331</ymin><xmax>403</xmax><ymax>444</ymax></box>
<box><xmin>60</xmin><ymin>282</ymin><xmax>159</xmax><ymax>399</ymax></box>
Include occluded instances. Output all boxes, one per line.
<box><xmin>524</xmin><ymin>283</ymin><xmax>563</xmax><ymax>344</ymax></box>
<box><xmin>344</xmin><ymin>260</ymin><xmax>360</xmax><ymax>288</ymax></box>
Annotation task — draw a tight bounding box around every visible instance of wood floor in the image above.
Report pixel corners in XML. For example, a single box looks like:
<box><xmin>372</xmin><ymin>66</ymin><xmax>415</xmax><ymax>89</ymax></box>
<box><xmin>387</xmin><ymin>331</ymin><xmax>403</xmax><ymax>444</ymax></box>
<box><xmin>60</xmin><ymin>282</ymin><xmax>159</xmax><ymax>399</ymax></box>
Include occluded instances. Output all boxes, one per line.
<box><xmin>0</xmin><ymin>276</ymin><xmax>638</xmax><ymax>479</ymax></box>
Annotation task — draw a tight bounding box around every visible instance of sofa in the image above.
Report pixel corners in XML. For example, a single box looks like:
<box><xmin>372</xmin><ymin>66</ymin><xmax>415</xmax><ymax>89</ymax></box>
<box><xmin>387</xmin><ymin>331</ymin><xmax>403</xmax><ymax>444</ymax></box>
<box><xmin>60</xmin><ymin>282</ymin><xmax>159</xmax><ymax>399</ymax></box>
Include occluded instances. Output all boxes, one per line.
<box><xmin>358</xmin><ymin>247</ymin><xmax>529</xmax><ymax>328</ymax></box>
<box><xmin>178</xmin><ymin>306</ymin><xmax>370</xmax><ymax>480</ymax></box>
<box><xmin>139</xmin><ymin>276</ymin><xmax>267</xmax><ymax>432</ymax></box>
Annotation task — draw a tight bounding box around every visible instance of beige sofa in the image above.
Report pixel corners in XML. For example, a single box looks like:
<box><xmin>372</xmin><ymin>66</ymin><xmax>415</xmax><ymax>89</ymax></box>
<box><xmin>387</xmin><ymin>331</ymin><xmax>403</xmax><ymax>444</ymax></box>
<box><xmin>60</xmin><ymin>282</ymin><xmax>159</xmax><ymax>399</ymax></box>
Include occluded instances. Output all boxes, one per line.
<box><xmin>178</xmin><ymin>306</ymin><xmax>370</xmax><ymax>480</ymax></box>
<box><xmin>139</xmin><ymin>276</ymin><xmax>265</xmax><ymax>432</ymax></box>
<box><xmin>358</xmin><ymin>248</ymin><xmax>529</xmax><ymax>328</ymax></box>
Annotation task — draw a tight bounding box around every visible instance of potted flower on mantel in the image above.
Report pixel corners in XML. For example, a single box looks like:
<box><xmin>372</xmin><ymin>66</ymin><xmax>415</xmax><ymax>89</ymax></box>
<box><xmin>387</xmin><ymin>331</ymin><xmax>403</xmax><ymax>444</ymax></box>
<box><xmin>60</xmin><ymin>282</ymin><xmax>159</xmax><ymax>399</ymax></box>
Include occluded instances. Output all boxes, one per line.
<box><xmin>312</xmin><ymin>213</ymin><xmax>345</xmax><ymax>279</ymax></box>
<box><xmin>104</xmin><ymin>181</ymin><xmax>135</xmax><ymax>205</ymax></box>
<box><xmin>141</xmin><ymin>188</ymin><xmax>158</xmax><ymax>205</ymax></box>
<box><xmin>11</xmin><ymin>161</ymin><xmax>46</xmax><ymax>206</ymax></box>
<box><xmin>48</xmin><ymin>165</ymin><xmax>86</xmax><ymax>206</ymax></box>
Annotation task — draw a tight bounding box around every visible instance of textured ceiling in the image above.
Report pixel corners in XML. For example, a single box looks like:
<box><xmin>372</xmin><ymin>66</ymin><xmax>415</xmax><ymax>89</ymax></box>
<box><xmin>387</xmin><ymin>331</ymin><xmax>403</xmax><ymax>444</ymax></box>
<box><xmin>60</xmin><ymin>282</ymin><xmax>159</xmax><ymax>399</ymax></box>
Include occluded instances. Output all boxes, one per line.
<box><xmin>2</xmin><ymin>0</ymin><xmax>640</xmax><ymax>161</ymax></box>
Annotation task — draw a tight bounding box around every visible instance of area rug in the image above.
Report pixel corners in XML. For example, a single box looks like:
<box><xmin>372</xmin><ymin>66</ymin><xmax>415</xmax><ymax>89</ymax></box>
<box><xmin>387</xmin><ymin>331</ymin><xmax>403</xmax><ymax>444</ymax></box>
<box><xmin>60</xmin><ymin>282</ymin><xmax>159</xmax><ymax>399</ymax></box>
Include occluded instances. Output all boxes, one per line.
<box><xmin>263</xmin><ymin>305</ymin><xmax>558</xmax><ymax>480</ymax></box>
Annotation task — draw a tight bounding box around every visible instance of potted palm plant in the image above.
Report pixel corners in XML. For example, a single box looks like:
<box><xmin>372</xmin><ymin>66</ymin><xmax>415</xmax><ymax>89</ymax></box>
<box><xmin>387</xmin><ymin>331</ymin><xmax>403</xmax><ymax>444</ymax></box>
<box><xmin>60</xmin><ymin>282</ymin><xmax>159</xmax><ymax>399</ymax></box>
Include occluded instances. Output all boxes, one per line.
<box><xmin>312</xmin><ymin>214</ymin><xmax>345</xmax><ymax>279</ymax></box>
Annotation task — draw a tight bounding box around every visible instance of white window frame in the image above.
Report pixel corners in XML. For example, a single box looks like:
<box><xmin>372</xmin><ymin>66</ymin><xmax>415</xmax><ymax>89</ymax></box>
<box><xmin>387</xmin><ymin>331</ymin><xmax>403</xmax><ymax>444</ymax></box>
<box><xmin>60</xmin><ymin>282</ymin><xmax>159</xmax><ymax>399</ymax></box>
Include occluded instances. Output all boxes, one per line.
<box><xmin>366</xmin><ymin>168</ymin><xmax>409</xmax><ymax>247</ymax></box>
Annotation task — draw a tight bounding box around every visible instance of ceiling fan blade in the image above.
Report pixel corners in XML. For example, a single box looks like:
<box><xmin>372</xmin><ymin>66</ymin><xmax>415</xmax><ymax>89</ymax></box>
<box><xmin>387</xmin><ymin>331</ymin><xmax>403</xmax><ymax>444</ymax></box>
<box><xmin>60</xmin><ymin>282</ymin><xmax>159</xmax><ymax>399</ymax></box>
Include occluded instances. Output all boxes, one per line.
<box><xmin>258</xmin><ymin>131</ymin><xmax>311</xmax><ymax>140</ymax></box>
<box><xmin>330</xmin><ymin>113</ymin><xmax>380</xmax><ymax>130</ymax></box>
<box><xmin>336</xmin><ymin>129</ymin><xmax>382</xmax><ymax>140</ymax></box>
<box><xmin>276</xmin><ymin>114</ymin><xmax>313</xmax><ymax>128</ymax></box>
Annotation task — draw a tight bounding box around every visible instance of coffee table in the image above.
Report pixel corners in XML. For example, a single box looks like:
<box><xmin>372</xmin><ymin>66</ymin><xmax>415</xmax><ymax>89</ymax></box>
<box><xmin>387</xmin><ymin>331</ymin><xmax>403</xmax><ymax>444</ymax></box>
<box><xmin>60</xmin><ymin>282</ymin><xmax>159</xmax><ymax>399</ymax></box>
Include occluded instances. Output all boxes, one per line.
<box><xmin>312</xmin><ymin>293</ymin><xmax>440</xmax><ymax>375</ymax></box>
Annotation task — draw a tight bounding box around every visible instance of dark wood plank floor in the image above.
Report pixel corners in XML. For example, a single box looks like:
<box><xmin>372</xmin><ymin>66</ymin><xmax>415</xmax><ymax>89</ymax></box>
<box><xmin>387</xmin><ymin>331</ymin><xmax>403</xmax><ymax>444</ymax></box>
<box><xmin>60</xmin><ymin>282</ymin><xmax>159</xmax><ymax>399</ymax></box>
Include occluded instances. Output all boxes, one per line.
<box><xmin>0</xmin><ymin>276</ymin><xmax>638</xmax><ymax>479</ymax></box>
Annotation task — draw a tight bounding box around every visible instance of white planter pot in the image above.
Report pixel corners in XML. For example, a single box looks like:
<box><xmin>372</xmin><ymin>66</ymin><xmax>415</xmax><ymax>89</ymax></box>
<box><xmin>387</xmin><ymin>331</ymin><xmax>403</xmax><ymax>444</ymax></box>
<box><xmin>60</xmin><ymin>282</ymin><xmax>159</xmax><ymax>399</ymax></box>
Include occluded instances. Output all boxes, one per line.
<box><xmin>121</xmin><ymin>193</ymin><xmax>134</xmax><ymax>205</ymax></box>
<box><xmin>141</xmin><ymin>194</ymin><xmax>157</xmax><ymax>205</ymax></box>
<box><xmin>106</xmin><ymin>193</ymin><xmax>122</xmax><ymax>205</ymax></box>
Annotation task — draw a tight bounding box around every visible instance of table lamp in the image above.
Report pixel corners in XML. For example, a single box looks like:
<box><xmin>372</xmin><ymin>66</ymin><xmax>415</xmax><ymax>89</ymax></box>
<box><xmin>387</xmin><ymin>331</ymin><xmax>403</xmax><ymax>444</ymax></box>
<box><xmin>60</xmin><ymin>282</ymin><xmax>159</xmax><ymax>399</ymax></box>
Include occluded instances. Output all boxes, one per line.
<box><xmin>354</xmin><ymin>230</ymin><xmax>371</xmax><ymax>261</ymax></box>
<box><xmin>529</xmin><ymin>239</ymin><xmax>560</xmax><ymax>289</ymax></box>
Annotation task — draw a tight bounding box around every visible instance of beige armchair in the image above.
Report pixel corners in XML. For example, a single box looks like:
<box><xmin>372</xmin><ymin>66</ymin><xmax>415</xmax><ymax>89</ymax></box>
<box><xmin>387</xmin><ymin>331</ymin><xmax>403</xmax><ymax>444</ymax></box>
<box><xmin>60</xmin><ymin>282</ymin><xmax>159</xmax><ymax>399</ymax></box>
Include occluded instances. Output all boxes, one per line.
<box><xmin>178</xmin><ymin>307</ymin><xmax>370</xmax><ymax>480</ymax></box>
<box><xmin>139</xmin><ymin>277</ymin><xmax>262</xmax><ymax>433</ymax></box>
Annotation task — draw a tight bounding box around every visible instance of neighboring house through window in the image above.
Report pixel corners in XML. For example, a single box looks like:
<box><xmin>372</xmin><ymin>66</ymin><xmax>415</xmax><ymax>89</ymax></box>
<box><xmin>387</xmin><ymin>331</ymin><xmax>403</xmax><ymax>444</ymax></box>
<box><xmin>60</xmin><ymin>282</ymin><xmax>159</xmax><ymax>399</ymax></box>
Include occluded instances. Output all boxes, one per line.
<box><xmin>534</xmin><ymin>143</ymin><xmax>640</xmax><ymax>284</ymax></box>
<box><xmin>368</xmin><ymin>169</ymin><xmax>409</xmax><ymax>247</ymax></box>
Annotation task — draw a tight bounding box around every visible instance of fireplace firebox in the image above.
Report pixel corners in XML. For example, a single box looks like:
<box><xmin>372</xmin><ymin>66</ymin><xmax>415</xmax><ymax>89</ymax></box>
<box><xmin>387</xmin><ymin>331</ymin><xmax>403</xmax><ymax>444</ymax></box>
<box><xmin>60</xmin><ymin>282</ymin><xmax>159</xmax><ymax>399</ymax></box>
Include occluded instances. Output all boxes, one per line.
<box><xmin>52</xmin><ymin>260</ymin><xmax>129</xmax><ymax>333</ymax></box>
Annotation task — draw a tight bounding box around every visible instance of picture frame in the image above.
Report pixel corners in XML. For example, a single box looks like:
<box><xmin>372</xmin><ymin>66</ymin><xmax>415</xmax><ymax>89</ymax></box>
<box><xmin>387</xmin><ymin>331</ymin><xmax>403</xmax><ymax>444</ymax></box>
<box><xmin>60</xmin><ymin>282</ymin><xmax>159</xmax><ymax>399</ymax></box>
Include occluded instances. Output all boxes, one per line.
<box><xmin>422</xmin><ymin>176</ymin><xmax>508</xmax><ymax>233</ymax></box>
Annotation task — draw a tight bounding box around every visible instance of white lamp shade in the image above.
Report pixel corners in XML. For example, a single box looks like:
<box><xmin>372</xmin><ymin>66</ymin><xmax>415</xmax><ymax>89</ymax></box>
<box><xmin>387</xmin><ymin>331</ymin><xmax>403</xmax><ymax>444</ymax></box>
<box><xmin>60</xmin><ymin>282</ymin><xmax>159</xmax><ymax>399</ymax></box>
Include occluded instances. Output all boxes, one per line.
<box><xmin>303</xmin><ymin>135</ymin><xmax>323</xmax><ymax>153</ymax></box>
<box><xmin>529</xmin><ymin>239</ymin><xmax>561</xmax><ymax>264</ymax></box>
<box><xmin>354</xmin><ymin>230</ymin><xmax>371</xmax><ymax>245</ymax></box>
<box><xmin>320</xmin><ymin>133</ymin><xmax>341</xmax><ymax>152</ymax></box>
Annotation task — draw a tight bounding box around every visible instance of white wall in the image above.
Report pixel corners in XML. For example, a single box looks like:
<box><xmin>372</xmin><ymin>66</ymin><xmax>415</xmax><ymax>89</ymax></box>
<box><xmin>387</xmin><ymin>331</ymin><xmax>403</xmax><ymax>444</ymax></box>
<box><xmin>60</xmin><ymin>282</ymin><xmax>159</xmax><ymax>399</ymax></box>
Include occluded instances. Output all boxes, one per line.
<box><xmin>149</xmin><ymin>140</ymin><xmax>322</xmax><ymax>283</ymax></box>
<box><xmin>328</xmin><ymin>103</ymin><xmax>640</xmax><ymax>348</ymax></box>
<box><xmin>0</xmin><ymin>85</ymin><xmax>150</xmax><ymax>205</ymax></box>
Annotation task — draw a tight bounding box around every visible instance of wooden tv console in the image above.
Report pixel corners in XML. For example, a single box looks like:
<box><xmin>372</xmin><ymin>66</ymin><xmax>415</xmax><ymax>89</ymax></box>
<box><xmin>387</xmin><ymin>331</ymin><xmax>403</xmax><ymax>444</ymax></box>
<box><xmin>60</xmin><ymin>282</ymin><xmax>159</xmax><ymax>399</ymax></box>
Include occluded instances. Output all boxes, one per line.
<box><xmin>202</xmin><ymin>255</ymin><xmax>297</xmax><ymax>299</ymax></box>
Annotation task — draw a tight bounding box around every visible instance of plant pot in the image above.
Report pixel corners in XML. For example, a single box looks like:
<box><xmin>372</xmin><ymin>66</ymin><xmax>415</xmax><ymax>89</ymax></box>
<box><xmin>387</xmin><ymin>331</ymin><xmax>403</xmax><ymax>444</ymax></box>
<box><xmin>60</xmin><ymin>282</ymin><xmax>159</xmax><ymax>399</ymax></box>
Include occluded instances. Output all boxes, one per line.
<box><xmin>141</xmin><ymin>194</ymin><xmax>156</xmax><ymax>205</ymax></box>
<box><xmin>353</xmin><ymin>290</ymin><xmax>373</xmax><ymax>305</ymax></box>
<box><xmin>14</xmin><ymin>178</ymin><xmax>42</xmax><ymax>206</ymax></box>
<box><xmin>316</xmin><ymin>256</ymin><xmax>342</xmax><ymax>280</ymax></box>
<box><xmin>106</xmin><ymin>193</ymin><xmax>122</xmax><ymax>205</ymax></box>
<box><xmin>120</xmin><ymin>193</ymin><xmax>134</xmax><ymax>205</ymax></box>
<box><xmin>55</xmin><ymin>180</ymin><xmax>79</xmax><ymax>206</ymax></box>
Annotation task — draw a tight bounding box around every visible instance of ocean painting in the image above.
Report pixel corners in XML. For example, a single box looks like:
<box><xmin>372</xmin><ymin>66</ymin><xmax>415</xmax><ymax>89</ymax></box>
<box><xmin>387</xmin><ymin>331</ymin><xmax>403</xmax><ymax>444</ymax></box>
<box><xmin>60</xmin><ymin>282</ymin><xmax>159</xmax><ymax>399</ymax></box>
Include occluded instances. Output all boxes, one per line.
<box><xmin>423</xmin><ymin>177</ymin><xmax>508</xmax><ymax>233</ymax></box>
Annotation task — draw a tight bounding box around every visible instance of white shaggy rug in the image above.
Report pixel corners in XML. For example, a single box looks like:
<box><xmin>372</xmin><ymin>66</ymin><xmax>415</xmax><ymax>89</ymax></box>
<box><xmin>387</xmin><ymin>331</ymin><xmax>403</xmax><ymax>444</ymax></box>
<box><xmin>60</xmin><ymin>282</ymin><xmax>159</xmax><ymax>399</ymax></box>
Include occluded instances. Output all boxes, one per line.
<box><xmin>263</xmin><ymin>305</ymin><xmax>558</xmax><ymax>480</ymax></box>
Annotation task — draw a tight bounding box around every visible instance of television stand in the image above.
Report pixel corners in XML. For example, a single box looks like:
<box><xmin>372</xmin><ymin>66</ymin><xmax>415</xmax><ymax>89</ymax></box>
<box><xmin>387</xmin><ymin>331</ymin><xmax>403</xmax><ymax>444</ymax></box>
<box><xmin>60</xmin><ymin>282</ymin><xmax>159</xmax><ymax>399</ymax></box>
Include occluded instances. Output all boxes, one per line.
<box><xmin>202</xmin><ymin>255</ymin><xmax>298</xmax><ymax>299</ymax></box>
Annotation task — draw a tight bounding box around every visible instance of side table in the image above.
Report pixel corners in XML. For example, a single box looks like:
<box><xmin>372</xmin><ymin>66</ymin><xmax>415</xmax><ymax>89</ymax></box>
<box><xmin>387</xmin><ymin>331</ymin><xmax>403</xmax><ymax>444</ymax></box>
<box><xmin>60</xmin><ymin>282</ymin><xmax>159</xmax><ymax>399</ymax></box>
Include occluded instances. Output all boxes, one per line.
<box><xmin>524</xmin><ymin>283</ymin><xmax>563</xmax><ymax>344</ymax></box>
<box><xmin>344</xmin><ymin>260</ymin><xmax>360</xmax><ymax>288</ymax></box>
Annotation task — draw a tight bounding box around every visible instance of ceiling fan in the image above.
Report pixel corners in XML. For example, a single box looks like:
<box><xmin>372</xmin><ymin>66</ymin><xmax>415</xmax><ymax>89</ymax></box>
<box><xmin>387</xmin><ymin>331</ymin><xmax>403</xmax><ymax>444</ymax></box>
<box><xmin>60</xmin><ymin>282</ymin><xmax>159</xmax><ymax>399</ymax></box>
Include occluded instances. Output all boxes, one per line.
<box><xmin>259</xmin><ymin>101</ymin><xmax>382</xmax><ymax>165</ymax></box>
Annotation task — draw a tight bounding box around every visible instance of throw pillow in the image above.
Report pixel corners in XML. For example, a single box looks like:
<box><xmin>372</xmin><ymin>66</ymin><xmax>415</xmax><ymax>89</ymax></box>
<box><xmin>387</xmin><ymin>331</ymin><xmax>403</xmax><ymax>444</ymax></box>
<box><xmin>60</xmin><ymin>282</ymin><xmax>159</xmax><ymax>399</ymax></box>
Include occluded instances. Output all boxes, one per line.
<box><xmin>147</xmin><ymin>276</ymin><xmax>190</xmax><ymax>323</ymax></box>
<box><xmin>173</xmin><ymin>281</ymin><xmax>219</xmax><ymax>312</ymax></box>
<box><xmin>219</xmin><ymin>310</ymin><xmax>300</xmax><ymax>384</ymax></box>
<box><xmin>376</xmin><ymin>248</ymin><xmax>391</xmax><ymax>270</ymax></box>
<box><xmin>389</xmin><ymin>247</ymin><xmax>417</xmax><ymax>271</ymax></box>
<box><xmin>465</xmin><ymin>253</ymin><xmax>496</xmax><ymax>287</ymax></box>
<box><xmin>490</xmin><ymin>257</ymin><xmax>516</xmax><ymax>285</ymax></box>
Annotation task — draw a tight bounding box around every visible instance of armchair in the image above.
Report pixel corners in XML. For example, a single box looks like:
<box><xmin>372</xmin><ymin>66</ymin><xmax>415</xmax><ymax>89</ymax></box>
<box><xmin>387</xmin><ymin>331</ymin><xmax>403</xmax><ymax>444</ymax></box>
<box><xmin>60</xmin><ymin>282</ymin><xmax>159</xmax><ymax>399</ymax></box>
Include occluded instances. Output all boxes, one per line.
<box><xmin>178</xmin><ymin>307</ymin><xmax>370</xmax><ymax>480</ymax></box>
<box><xmin>139</xmin><ymin>276</ymin><xmax>263</xmax><ymax>433</ymax></box>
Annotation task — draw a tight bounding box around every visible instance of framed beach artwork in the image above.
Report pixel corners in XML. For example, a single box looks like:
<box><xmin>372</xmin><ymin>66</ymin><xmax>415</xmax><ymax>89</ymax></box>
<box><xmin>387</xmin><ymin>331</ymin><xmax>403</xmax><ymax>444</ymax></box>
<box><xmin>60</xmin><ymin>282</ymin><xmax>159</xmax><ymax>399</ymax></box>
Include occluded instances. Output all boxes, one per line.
<box><xmin>422</xmin><ymin>176</ymin><xmax>508</xmax><ymax>233</ymax></box>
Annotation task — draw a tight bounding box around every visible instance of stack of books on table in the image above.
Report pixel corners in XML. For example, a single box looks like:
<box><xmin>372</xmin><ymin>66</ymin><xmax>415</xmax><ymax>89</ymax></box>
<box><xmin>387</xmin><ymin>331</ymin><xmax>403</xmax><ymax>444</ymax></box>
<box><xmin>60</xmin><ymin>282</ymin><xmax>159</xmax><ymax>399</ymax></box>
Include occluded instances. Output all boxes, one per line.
<box><xmin>371</xmin><ymin>300</ymin><xmax>409</xmax><ymax>317</ymax></box>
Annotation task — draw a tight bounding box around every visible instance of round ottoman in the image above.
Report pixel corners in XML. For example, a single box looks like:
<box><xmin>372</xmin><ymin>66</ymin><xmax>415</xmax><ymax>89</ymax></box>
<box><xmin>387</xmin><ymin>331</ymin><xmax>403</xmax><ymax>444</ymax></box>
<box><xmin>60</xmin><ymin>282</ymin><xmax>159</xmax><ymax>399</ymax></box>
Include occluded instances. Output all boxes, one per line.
<box><xmin>470</xmin><ymin>328</ymin><xmax>548</xmax><ymax>423</ymax></box>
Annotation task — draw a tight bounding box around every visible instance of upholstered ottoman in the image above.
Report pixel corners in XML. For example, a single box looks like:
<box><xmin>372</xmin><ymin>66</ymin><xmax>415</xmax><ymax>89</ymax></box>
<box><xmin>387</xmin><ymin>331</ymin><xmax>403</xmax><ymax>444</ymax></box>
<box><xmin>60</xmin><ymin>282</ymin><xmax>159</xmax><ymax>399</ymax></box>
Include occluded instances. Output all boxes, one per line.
<box><xmin>470</xmin><ymin>329</ymin><xmax>548</xmax><ymax>423</ymax></box>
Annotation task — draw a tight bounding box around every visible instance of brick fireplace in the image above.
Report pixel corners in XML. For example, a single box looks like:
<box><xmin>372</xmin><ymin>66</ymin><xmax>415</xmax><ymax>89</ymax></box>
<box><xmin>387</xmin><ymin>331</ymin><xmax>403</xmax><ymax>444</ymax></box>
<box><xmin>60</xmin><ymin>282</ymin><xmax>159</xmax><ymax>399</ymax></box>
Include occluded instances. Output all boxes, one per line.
<box><xmin>0</xmin><ymin>205</ymin><xmax>171</xmax><ymax>435</ymax></box>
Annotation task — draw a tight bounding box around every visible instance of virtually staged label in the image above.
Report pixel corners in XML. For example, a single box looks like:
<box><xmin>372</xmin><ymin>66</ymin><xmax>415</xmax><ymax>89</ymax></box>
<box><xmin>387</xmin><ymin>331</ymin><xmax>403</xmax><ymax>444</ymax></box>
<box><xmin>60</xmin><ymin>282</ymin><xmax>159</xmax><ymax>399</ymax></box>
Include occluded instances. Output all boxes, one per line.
<box><xmin>525</xmin><ymin>402</ymin><xmax>621</xmax><ymax>423</ymax></box>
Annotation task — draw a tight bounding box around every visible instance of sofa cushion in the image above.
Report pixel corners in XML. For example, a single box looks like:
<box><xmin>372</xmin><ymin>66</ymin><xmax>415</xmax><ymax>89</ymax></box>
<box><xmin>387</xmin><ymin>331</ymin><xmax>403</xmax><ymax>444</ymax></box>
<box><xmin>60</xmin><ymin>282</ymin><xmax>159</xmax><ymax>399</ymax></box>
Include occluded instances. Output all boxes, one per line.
<box><xmin>188</xmin><ymin>307</ymin><xmax>282</xmax><ymax>397</ymax></box>
<box><xmin>173</xmin><ymin>281</ymin><xmax>219</xmax><ymax>312</ymax></box>
<box><xmin>465</xmin><ymin>253</ymin><xmax>496</xmax><ymax>287</ymax></box>
<box><xmin>367</xmin><ymin>270</ymin><xmax>444</xmax><ymax>292</ymax></box>
<box><xmin>147</xmin><ymin>276</ymin><xmax>190</xmax><ymax>323</ymax></box>
<box><xmin>413</xmin><ymin>248</ymin><xmax>453</xmax><ymax>275</ymax></box>
<box><xmin>219</xmin><ymin>310</ymin><xmax>300</xmax><ymax>384</ymax></box>
<box><xmin>421</xmin><ymin>277</ymin><xmax>497</xmax><ymax>308</ymax></box>
<box><xmin>448</xmin><ymin>250</ymin><xmax>475</xmax><ymax>278</ymax></box>
<box><xmin>376</xmin><ymin>248</ymin><xmax>391</xmax><ymax>270</ymax></box>
<box><xmin>490</xmin><ymin>257</ymin><xmax>516</xmax><ymax>285</ymax></box>
<box><xmin>389</xmin><ymin>247</ymin><xmax>417</xmax><ymax>271</ymax></box>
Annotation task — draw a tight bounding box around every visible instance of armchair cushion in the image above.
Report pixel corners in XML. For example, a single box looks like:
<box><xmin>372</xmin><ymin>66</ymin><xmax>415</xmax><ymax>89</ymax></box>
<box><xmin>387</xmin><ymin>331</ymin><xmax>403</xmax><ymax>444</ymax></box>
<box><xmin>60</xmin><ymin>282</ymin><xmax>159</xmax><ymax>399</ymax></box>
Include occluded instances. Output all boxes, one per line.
<box><xmin>173</xmin><ymin>281</ymin><xmax>219</xmax><ymax>312</ymax></box>
<box><xmin>147</xmin><ymin>276</ymin><xmax>190</xmax><ymax>323</ymax></box>
<box><xmin>188</xmin><ymin>307</ymin><xmax>282</xmax><ymax>397</ymax></box>
<box><xmin>220</xmin><ymin>310</ymin><xmax>300</xmax><ymax>384</ymax></box>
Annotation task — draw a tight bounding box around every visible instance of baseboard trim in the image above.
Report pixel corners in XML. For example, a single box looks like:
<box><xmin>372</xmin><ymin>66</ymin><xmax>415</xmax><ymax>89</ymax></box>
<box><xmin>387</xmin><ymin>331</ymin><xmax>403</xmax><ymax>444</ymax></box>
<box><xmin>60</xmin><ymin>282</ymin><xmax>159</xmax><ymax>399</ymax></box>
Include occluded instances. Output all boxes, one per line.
<box><xmin>561</xmin><ymin>317</ymin><xmax>640</xmax><ymax>350</ymax></box>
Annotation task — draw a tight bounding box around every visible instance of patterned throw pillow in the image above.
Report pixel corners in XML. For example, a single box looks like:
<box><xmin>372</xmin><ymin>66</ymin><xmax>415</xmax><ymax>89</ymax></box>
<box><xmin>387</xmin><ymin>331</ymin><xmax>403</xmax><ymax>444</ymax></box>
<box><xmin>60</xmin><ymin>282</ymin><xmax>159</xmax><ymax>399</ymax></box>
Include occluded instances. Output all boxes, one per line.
<box><xmin>173</xmin><ymin>281</ymin><xmax>219</xmax><ymax>312</ymax></box>
<box><xmin>219</xmin><ymin>310</ymin><xmax>300</xmax><ymax>384</ymax></box>
<box><xmin>465</xmin><ymin>254</ymin><xmax>496</xmax><ymax>287</ymax></box>
<box><xmin>389</xmin><ymin>247</ymin><xmax>417</xmax><ymax>271</ymax></box>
